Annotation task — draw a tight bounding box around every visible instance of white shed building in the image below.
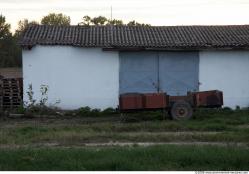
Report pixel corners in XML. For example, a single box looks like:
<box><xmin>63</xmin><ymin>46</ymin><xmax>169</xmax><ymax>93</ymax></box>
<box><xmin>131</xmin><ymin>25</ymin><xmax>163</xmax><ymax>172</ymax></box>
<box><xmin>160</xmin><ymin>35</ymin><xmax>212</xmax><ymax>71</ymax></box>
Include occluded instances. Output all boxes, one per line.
<box><xmin>21</xmin><ymin>25</ymin><xmax>249</xmax><ymax>109</ymax></box>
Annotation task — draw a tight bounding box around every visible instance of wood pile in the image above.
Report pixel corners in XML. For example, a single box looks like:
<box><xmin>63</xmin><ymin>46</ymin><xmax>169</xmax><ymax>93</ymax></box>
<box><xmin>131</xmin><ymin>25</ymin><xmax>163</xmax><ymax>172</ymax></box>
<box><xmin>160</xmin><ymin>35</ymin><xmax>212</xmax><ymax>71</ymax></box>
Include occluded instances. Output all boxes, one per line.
<box><xmin>0</xmin><ymin>77</ymin><xmax>3</xmax><ymax>109</ymax></box>
<box><xmin>0</xmin><ymin>78</ymin><xmax>23</xmax><ymax>109</ymax></box>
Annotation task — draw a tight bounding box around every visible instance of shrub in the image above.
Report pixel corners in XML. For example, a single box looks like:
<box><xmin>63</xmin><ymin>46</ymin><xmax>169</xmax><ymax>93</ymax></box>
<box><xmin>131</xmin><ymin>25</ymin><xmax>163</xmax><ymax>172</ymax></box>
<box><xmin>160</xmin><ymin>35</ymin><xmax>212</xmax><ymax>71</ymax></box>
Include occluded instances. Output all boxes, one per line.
<box><xmin>75</xmin><ymin>107</ymin><xmax>118</xmax><ymax>117</ymax></box>
<box><xmin>76</xmin><ymin>106</ymin><xmax>92</xmax><ymax>116</ymax></box>
<box><xmin>21</xmin><ymin>84</ymin><xmax>61</xmax><ymax>117</ymax></box>
<box><xmin>91</xmin><ymin>109</ymin><xmax>101</xmax><ymax>116</ymax></box>
<box><xmin>222</xmin><ymin>107</ymin><xmax>233</xmax><ymax>111</ymax></box>
<box><xmin>102</xmin><ymin>107</ymin><xmax>117</xmax><ymax>114</ymax></box>
<box><xmin>235</xmin><ymin>105</ymin><xmax>240</xmax><ymax>111</ymax></box>
<box><xmin>16</xmin><ymin>105</ymin><xmax>26</xmax><ymax>114</ymax></box>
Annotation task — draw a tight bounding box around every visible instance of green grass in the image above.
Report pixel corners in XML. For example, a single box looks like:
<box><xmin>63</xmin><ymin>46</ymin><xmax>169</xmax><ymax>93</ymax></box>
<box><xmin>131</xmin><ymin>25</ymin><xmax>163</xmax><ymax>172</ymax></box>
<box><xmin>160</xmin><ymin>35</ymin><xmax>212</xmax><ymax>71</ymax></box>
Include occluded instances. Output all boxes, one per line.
<box><xmin>0</xmin><ymin>145</ymin><xmax>248</xmax><ymax>171</ymax></box>
<box><xmin>0</xmin><ymin>109</ymin><xmax>248</xmax><ymax>171</ymax></box>
<box><xmin>0</xmin><ymin>109</ymin><xmax>249</xmax><ymax>145</ymax></box>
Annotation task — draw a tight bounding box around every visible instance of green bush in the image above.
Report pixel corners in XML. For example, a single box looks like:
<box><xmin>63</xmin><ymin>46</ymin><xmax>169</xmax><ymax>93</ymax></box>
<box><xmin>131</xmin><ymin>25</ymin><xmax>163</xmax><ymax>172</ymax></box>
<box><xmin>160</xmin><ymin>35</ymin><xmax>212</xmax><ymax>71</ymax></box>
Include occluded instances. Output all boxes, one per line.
<box><xmin>75</xmin><ymin>107</ymin><xmax>118</xmax><ymax>117</ymax></box>
<box><xmin>16</xmin><ymin>105</ymin><xmax>26</xmax><ymax>114</ymax></box>
<box><xmin>77</xmin><ymin>107</ymin><xmax>92</xmax><ymax>116</ymax></box>
<box><xmin>222</xmin><ymin>107</ymin><xmax>233</xmax><ymax>112</ymax></box>
<box><xmin>91</xmin><ymin>109</ymin><xmax>101</xmax><ymax>116</ymax></box>
<box><xmin>102</xmin><ymin>107</ymin><xmax>117</xmax><ymax>114</ymax></box>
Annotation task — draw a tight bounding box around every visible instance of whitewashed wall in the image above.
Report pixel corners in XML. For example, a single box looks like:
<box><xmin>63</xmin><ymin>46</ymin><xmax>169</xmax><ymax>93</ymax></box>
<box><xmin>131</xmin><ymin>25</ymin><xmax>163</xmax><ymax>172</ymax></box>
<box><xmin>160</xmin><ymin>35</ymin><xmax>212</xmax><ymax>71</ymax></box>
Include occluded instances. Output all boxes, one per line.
<box><xmin>22</xmin><ymin>46</ymin><xmax>119</xmax><ymax>110</ymax></box>
<box><xmin>199</xmin><ymin>51</ymin><xmax>249</xmax><ymax>109</ymax></box>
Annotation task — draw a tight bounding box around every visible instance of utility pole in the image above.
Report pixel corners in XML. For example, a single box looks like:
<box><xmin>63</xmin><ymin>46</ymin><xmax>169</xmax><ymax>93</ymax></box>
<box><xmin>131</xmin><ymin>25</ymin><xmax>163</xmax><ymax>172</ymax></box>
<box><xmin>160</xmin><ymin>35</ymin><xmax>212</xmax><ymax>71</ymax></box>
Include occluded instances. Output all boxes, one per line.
<box><xmin>111</xmin><ymin>6</ymin><xmax>113</xmax><ymax>21</ymax></box>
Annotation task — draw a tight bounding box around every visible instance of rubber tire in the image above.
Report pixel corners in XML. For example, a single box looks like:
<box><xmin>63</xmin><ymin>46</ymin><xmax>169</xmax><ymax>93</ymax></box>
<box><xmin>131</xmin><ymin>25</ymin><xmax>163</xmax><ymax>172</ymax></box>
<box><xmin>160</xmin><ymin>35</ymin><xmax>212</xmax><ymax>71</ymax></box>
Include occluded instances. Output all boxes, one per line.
<box><xmin>170</xmin><ymin>101</ymin><xmax>193</xmax><ymax>121</ymax></box>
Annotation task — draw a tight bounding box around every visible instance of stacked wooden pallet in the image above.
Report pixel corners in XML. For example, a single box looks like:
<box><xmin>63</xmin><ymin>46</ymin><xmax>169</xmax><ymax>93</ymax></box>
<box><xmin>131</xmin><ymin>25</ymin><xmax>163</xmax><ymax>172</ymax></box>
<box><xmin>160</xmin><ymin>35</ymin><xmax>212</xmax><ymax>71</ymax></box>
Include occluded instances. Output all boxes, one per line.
<box><xmin>1</xmin><ymin>78</ymin><xmax>23</xmax><ymax>109</ymax></box>
<box><xmin>0</xmin><ymin>78</ymin><xmax>3</xmax><ymax>109</ymax></box>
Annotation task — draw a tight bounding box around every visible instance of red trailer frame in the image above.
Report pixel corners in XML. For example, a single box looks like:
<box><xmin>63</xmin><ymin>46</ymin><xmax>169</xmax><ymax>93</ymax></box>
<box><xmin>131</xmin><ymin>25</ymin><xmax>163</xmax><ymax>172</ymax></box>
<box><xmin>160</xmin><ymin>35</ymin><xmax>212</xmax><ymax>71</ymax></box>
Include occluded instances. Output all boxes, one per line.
<box><xmin>119</xmin><ymin>90</ymin><xmax>223</xmax><ymax>120</ymax></box>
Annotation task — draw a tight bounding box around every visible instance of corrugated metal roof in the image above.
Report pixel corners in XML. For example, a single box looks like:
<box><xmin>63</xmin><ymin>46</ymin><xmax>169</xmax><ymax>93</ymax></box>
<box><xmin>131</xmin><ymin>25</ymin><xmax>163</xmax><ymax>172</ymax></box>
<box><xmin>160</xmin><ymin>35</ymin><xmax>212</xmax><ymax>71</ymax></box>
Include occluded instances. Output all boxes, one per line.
<box><xmin>20</xmin><ymin>25</ymin><xmax>249</xmax><ymax>50</ymax></box>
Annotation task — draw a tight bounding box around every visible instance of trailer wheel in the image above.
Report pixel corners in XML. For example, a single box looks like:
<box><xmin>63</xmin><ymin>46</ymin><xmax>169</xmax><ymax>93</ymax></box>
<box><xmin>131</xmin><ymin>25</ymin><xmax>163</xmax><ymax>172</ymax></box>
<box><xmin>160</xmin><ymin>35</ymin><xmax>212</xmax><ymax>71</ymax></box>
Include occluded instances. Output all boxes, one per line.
<box><xmin>170</xmin><ymin>101</ymin><xmax>193</xmax><ymax>120</ymax></box>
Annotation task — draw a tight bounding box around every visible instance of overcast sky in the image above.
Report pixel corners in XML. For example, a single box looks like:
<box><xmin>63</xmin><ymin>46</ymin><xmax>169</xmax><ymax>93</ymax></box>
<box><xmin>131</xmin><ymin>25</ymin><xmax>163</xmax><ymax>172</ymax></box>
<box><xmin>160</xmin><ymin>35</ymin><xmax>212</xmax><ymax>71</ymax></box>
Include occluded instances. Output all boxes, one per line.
<box><xmin>1</xmin><ymin>0</ymin><xmax>249</xmax><ymax>32</ymax></box>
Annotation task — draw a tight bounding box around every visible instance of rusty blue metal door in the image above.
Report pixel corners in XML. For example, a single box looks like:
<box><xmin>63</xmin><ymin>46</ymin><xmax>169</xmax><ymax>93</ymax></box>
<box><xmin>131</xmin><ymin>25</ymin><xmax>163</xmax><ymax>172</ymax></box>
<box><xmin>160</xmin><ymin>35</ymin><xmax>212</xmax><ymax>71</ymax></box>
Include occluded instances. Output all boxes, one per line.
<box><xmin>119</xmin><ymin>51</ymin><xmax>158</xmax><ymax>94</ymax></box>
<box><xmin>159</xmin><ymin>52</ymin><xmax>199</xmax><ymax>95</ymax></box>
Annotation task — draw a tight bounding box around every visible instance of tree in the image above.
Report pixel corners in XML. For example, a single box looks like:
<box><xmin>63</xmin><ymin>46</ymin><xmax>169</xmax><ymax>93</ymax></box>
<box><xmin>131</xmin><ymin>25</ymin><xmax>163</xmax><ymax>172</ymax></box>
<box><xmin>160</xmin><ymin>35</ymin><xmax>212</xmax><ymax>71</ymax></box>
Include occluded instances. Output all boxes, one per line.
<box><xmin>79</xmin><ymin>15</ymin><xmax>108</xmax><ymax>26</ymax></box>
<box><xmin>0</xmin><ymin>15</ymin><xmax>21</xmax><ymax>67</ymax></box>
<box><xmin>91</xmin><ymin>16</ymin><xmax>108</xmax><ymax>25</ymax></box>
<box><xmin>108</xmin><ymin>19</ymin><xmax>123</xmax><ymax>26</ymax></box>
<box><xmin>0</xmin><ymin>15</ymin><xmax>11</xmax><ymax>39</ymax></box>
<box><xmin>79</xmin><ymin>15</ymin><xmax>150</xmax><ymax>26</ymax></box>
<box><xmin>15</xmin><ymin>19</ymin><xmax>38</xmax><ymax>38</ymax></box>
<box><xmin>127</xmin><ymin>20</ymin><xmax>151</xmax><ymax>27</ymax></box>
<box><xmin>80</xmin><ymin>15</ymin><xmax>91</xmax><ymax>26</ymax></box>
<box><xmin>41</xmin><ymin>13</ymin><xmax>70</xmax><ymax>26</ymax></box>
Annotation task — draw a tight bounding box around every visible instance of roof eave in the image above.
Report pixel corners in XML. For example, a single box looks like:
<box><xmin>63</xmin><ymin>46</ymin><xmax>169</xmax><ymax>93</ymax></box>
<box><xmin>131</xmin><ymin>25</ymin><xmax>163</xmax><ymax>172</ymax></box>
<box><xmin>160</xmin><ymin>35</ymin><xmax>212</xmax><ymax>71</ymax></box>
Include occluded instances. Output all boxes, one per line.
<box><xmin>102</xmin><ymin>46</ymin><xmax>249</xmax><ymax>51</ymax></box>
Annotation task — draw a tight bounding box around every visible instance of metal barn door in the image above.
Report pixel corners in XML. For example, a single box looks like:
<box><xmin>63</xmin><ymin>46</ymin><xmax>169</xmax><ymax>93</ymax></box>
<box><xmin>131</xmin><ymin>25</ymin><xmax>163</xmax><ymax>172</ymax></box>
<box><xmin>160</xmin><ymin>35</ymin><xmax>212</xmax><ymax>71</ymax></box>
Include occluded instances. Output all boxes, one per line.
<box><xmin>119</xmin><ymin>51</ymin><xmax>199</xmax><ymax>95</ymax></box>
<box><xmin>159</xmin><ymin>52</ymin><xmax>199</xmax><ymax>95</ymax></box>
<box><xmin>119</xmin><ymin>52</ymin><xmax>158</xmax><ymax>94</ymax></box>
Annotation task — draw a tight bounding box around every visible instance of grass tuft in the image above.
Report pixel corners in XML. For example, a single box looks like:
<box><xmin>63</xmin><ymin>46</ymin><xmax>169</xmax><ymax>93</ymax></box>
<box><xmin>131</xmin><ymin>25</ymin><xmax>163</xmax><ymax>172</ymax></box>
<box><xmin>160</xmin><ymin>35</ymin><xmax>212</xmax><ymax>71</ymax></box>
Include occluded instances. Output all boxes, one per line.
<box><xmin>0</xmin><ymin>145</ymin><xmax>248</xmax><ymax>171</ymax></box>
